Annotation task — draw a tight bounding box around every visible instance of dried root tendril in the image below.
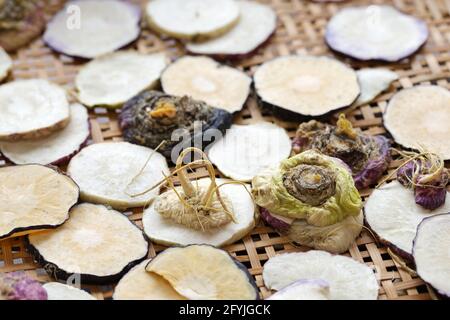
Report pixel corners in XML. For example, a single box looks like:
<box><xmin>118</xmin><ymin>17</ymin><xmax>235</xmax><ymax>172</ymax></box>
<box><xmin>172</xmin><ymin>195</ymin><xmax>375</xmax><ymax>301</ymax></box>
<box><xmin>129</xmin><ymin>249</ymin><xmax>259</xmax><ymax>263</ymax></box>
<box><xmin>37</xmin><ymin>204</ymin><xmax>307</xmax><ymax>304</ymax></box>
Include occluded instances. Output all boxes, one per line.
<box><xmin>335</xmin><ymin>113</ymin><xmax>358</xmax><ymax>140</ymax></box>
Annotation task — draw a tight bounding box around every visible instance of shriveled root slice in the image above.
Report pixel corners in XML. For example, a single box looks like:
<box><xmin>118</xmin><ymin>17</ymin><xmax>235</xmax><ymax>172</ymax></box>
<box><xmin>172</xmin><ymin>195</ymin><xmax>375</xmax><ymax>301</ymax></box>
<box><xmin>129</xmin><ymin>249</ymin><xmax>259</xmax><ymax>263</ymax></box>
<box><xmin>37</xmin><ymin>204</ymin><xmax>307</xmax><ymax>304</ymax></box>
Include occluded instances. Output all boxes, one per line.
<box><xmin>161</xmin><ymin>56</ymin><xmax>251</xmax><ymax>113</ymax></box>
<box><xmin>354</xmin><ymin>68</ymin><xmax>398</xmax><ymax>107</ymax></box>
<box><xmin>28</xmin><ymin>203</ymin><xmax>148</xmax><ymax>284</ymax></box>
<box><xmin>0</xmin><ymin>79</ymin><xmax>70</xmax><ymax>141</ymax></box>
<box><xmin>263</xmin><ymin>251</ymin><xmax>379</xmax><ymax>300</ymax></box>
<box><xmin>44</xmin><ymin>0</ymin><xmax>141</xmax><ymax>59</ymax></box>
<box><xmin>0</xmin><ymin>103</ymin><xmax>89</xmax><ymax>165</ymax></box>
<box><xmin>186</xmin><ymin>1</ymin><xmax>276</xmax><ymax>59</ymax></box>
<box><xmin>413</xmin><ymin>214</ymin><xmax>450</xmax><ymax>299</ymax></box>
<box><xmin>146</xmin><ymin>245</ymin><xmax>259</xmax><ymax>300</ymax></box>
<box><xmin>364</xmin><ymin>181</ymin><xmax>450</xmax><ymax>262</ymax></box>
<box><xmin>254</xmin><ymin>55</ymin><xmax>359</xmax><ymax>118</ymax></box>
<box><xmin>384</xmin><ymin>86</ymin><xmax>450</xmax><ymax>159</ymax></box>
<box><xmin>326</xmin><ymin>5</ymin><xmax>428</xmax><ymax>62</ymax></box>
<box><xmin>208</xmin><ymin>123</ymin><xmax>291</xmax><ymax>182</ymax></box>
<box><xmin>267</xmin><ymin>279</ymin><xmax>331</xmax><ymax>300</ymax></box>
<box><xmin>113</xmin><ymin>259</ymin><xmax>186</xmax><ymax>300</ymax></box>
<box><xmin>76</xmin><ymin>51</ymin><xmax>167</xmax><ymax>108</ymax></box>
<box><xmin>67</xmin><ymin>142</ymin><xmax>169</xmax><ymax>209</ymax></box>
<box><xmin>0</xmin><ymin>165</ymin><xmax>79</xmax><ymax>240</ymax></box>
<box><xmin>0</xmin><ymin>47</ymin><xmax>12</xmax><ymax>81</ymax></box>
<box><xmin>143</xmin><ymin>178</ymin><xmax>256</xmax><ymax>247</ymax></box>
<box><xmin>146</xmin><ymin>0</ymin><xmax>239</xmax><ymax>41</ymax></box>
<box><xmin>43</xmin><ymin>283</ymin><xmax>96</xmax><ymax>300</ymax></box>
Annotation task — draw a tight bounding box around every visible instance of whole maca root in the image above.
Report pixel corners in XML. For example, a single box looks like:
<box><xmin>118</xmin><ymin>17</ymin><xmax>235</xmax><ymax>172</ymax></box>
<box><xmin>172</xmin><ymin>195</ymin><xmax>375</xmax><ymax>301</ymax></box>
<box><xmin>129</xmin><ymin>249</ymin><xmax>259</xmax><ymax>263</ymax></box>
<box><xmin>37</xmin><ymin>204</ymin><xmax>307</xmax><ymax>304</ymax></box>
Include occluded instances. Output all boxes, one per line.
<box><xmin>293</xmin><ymin>114</ymin><xmax>391</xmax><ymax>189</ymax></box>
<box><xmin>0</xmin><ymin>272</ymin><xmax>47</xmax><ymax>300</ymax></box>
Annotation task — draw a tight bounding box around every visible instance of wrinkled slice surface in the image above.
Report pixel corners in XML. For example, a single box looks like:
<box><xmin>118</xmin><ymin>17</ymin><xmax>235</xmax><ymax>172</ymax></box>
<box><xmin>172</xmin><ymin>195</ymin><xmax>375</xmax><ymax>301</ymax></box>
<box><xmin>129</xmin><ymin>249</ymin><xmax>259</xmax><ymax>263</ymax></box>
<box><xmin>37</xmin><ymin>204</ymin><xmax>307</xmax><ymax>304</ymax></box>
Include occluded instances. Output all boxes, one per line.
<box><xmin>113</xmin><ymin>259</ymin><xmax>185</xmax><ymax>300</ymax></box>
<box><xmin>161</xmin><ymin>56</ymin><xmax>251</xmax><ymax>113</ymax></box>
<box><xmin>267</xmin><ymin>279</ymin><xmax>331</xmax><ymax>300</ymax></box>
<box><xmin>0</xmin><ymin>103</ymin><xmax>89</xmax><ymax>165</ymax></box>
<box><xmin>0</xmin><ymin>164</ymin><xmax>79</xmax><ymax>239</ymax></box>
<box><xmin>146</xmin><ymin>245</ymin><xmax>259</xmax><ymax>300</ymax></box>
<box><xmin>354</xmin><ymin>68</ymin><xmax>398</xmax><ymax>106</ymax></box>
<box><xmin>43</xmin><ymin>282</ymin><xmax>96</xmax><ymax>300</ymax></box>
<box><xmin>76</xmin><ymin>51</ymin><xmax>167</xmax><ymax>107</ymax></box>
<box><xmin>263</xmin><ymin>251</ymin><xmax>379</xmax><ymax>300</ymax></box>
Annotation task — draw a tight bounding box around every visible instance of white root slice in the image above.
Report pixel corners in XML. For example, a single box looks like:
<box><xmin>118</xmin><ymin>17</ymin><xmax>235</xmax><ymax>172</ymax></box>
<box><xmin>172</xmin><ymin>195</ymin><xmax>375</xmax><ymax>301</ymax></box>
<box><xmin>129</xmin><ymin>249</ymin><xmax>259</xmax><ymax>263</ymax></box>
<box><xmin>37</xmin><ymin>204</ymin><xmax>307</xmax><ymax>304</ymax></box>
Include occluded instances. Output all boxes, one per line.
<box><xmin>44</xmin><ymin>0</ymin><xmax>141</xmax><ymax>59</ymax></box>
<box><xmin>67</xmin><ymin>142</ymin><xmax>169</xmax><ymax>209</ymax></box>
<box><xmin>143</xmin><ymin>178</ymin><xmax>256</xmax><ymax>247</ymax></box>
<box><xmin>28</xmin><ymin>203</ymin><xmax>148</xmax><ymax>281</ymax></box>
<box><xmin>146</xmin><ymin>0</ymin><xmax>240</xmax><ymax>41</ymax></box>
<box><xmin>76</xmin><ymin>51</ymin><xmax>167</xmax><ymax>107</ymax></box>
<box><xmin>384</xmin><ymin>85</ymin><xmax>450</xmax><ymax>159</ymax></box>
<box><xmin>208</xmin><ymin>122</ymin><xmax>291</xmax><ymax>182</ymax></box>
<box><xmin>354</xmin><ymin>68</ymin><xmax>398</xmax><ymax>107</ymax></box>
<box><xmin>413</xmin><ymin>214</ymin><xmax>450</xmax><ymax>299</ymax></box>
<box><xmin>186</xmin><ymin>1</ymin><xmax>276</xmax><ymax>57</ymax></box>
<box><xmin>254</xmin><ymin>55</ymin><xmax>360</xmax><ymax>116</ymax></box>
<box><xmin>113</xmin><ymin>259</ymin><xmax>186</xmax><ymax>300</ymax></box>
<box><xmin>0</xmin><ymin>165</ymin><xmax>79</xmax><ymax>239</ymax></box>
<box><xmin>0</xmin><ymin>103</ymin><xmax>89</xmax><ymax>165</ymax></box>
<box><xmin>161</xmin><ymin>56</ymin><xmax>251</xmax><ymax>113</ymax></box>
<box><xmin>0</xmin><ymin>79</ymin><xmax>69</xmax><ymax>141</ymax></box>
<box><xmin>266</xmin><ymin>279</ymin><xmax>331</xmax><ymax>300</ymax></box>
<box><xmin>146</xmin><ymin>245</ymin><xmax>259</xmax><ymax>300</ymax></box>
<box><xmin>263</xmin><ymin>251</ymin><xmax>379</xmax><ymax>300</ymax></box>
<box><xmin>43</xmin><ymin>283</ymin><xmax>96</xmax><ymax>300</ymax></box>
<box><xmin>364</xmin><ymin>181</ymin><xmax>450</xmax><ymax>259</ymax></box>
<box><xmin>0</xmin><ymin>47</ymin><xmax>12</xmax><ymax>81</ymax></box>
<box><xmin>326</xmin><ymin>5</ymin><xmax>428</xmax><ymax>61</ymax></box>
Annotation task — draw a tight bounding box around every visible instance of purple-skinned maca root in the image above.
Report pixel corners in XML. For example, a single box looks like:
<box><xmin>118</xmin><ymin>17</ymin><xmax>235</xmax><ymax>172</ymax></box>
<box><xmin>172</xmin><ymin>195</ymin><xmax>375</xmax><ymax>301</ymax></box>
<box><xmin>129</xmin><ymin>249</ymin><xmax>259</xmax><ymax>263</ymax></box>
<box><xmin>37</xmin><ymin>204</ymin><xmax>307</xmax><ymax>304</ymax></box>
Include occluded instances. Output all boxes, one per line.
<box><xmin>260</xmin><ymin>208</ymin><xmax>291</xmax><ymax>231</ymax></box>
<box><xmin>0</xmin><ymin>272</ymin><xmax>47</xmax><ymax>300</ymax></box>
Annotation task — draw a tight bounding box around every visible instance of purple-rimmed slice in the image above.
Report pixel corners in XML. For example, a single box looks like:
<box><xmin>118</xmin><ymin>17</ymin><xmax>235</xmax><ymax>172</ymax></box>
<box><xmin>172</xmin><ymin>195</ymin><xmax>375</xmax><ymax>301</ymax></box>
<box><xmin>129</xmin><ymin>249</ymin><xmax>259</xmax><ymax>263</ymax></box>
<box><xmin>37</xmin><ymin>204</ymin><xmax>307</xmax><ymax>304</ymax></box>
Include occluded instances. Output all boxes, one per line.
<box><xmin>44</xmin><ymin>0</ymin><xmax>141</xmax><ymax>59</ymax></box>
<box><xmin>186</xmin><ymin>1</ymin><xmax>276</xmax><ymax>60</ymax></box>
<box><xmin>413</xmin><ymin>213</ymin><xmax>450</xmax><ymax>299</ymax></box>
<box><xmin>326</xmin><ymin>5</ymin><xmax>428</xmax><ymax>62</ymax></box>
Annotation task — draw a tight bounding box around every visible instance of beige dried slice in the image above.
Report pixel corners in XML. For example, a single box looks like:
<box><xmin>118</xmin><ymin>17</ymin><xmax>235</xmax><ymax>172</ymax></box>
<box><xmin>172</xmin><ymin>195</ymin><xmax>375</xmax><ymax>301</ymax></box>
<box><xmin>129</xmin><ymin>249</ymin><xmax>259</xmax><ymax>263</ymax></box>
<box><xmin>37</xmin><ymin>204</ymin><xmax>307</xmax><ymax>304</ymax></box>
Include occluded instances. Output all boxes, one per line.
<box><xmin>146</xmin><ymin>0</ymin><xmax>240</xmax><ymax>41</ymax></box>
<box><xmin>0</xmin><ymin>79</ymin><xmax>70</xmax><ymax>141</ymax></box>
<box><xmin>384</xmin><ymin>86</ymin><xmax>450</xmax><ymax>159</ymax></box>
<box><xmin>254</xmin><ymin>55</ymin><xmax>360</xmax><ymax>117</ymax></box>
<box><xmin>161</xmin><ymin>56</ymin><xmax>251</xmax><ymax>113</ymax></box>
<box><xmin>0</xmin><ymin>47</ymin><xmax>12</xmax><ymax>81</ymax></box>
<box><xmin>113</xmin><ymin>259</ymin><xmax>186</xmax><ymax>300</ymax></box>
<box><xmin>0</xmin><ymin>164</ymin><xmax>79</xmax><ymax>239</ymax></box>
<box><xmin>76</xmin><ymin>51</ymin><xmax>167</xmax><ymax>107</ymax></box>
<box><xmin>354</xmin><ymin>68</ymin><xmax>398</xmax><ymax>106</ymax></box>
<box><xmin>146</xmin><ymin>245</ymin><xmax>259</xmax><ymax>300</ymax></box>
<box><xmin>43</xmin><ymin>283</ymin><xmax>96</xmax><ymax>300</ymax></box>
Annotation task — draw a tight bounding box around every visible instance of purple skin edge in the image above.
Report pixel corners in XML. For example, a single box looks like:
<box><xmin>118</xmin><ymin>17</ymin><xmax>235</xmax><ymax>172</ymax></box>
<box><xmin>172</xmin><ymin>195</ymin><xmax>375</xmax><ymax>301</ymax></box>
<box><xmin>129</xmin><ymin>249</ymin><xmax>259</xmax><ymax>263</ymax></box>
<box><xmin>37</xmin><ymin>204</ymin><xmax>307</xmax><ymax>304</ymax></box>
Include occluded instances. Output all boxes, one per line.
<box><xmin>412</xmin><ymin>213</ymin><xmax>450</xmax><ymax>299</ymax></box>
<box><xmin>260</xmin><ymin>207</ymin><xmax>290</xmax><ymax>231</ymax></box>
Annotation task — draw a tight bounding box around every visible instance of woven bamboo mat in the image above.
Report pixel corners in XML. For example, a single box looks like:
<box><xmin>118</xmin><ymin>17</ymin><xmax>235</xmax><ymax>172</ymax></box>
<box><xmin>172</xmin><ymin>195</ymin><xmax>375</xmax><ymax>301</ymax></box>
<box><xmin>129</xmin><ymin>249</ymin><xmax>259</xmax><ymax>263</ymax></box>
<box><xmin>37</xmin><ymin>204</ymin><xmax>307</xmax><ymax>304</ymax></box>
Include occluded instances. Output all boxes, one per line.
<box><xmin>1</xmin><ymin>0</ymin><xmax>449</xmax><ymax>300</ymax></box>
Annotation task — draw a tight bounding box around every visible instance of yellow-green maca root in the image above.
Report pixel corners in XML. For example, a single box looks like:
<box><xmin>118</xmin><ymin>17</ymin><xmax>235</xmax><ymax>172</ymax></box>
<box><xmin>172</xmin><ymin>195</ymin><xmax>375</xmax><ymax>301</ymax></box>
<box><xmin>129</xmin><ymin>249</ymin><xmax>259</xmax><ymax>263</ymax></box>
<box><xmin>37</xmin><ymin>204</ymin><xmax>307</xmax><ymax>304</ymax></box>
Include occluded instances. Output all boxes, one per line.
<box><xmin>252</xmin><ymin>150</ymin><xmax>362</xmax><ymax>227</ymax></box>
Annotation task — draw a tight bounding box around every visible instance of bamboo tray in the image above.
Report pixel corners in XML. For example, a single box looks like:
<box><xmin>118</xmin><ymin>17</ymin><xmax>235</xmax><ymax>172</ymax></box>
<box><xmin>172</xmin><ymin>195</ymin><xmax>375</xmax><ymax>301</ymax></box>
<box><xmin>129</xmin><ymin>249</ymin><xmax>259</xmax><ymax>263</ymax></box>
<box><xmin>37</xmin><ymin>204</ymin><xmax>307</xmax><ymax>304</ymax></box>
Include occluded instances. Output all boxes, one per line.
<box><xmin>1</xmin><ymin>0</ymin><xmax>449</xmax><ymax>300</ymax></box>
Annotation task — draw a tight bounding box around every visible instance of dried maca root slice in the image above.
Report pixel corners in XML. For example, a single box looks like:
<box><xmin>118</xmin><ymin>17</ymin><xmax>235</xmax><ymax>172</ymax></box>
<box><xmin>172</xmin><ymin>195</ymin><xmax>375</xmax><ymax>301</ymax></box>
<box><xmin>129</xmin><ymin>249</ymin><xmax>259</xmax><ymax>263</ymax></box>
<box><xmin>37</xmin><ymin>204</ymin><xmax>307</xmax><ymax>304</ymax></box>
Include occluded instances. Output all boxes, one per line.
<box><xmin>353</xmin><ymin>68</ymin><xmax>398</xmax><ymax>107</ymax></box>
<box><xmin>293</xmin><ymin>114</ymin><xmax>391</xmax><ymax>190</ymax></box>
<box><xmin>266</xmin><ymin>279</ymin><xmax>331</xmax><ymax>300</ymax></box>
<box><xmin>413</xmin><ymin>214</ymin><xmax>450</xmax><ymax>299</ymax></box>
<box><xmin>113</xmin><ymin>259</ymin><xmax>185</xmax><ymax>300</ymax></box>
<box><xmin>143</xmin><ymin>148</ymin><xmax>256</xmax><ymax>247</ymax></box>
<box><xmin>208</xmin><ymin>122</ymin><xmax>292</xmax><ymax>182</ymax></box>
<box><xmin>0</xmin><ymin>272</ymin><xmax>47</xmax><ymax>300</ymax></box>
<box><xmin>67</xmin><ymin>142</ymin><xmax>169</xmax><ymax>210</ymax></box>
<box><xmin>145</xmin><ymin>0</ymin><xmax>239</xmax><ymax>42</ymax></box>
<box><xmin>326</xmin><ymin>5</ymin><xmax>428</xmax><ymax>62</ymax></box>
<box><xmin>0</xmin><ymin>164</ymin><xmax>79</xmax><ymax>240</ymax></box>
<box><xmin>254</xmin><ymin>55</ymin><xmax>360</xmax><ymax>119</ymax></box>
<box><xmin>186</xmin><ymin>1</ymin><xmax>276</xmax><ymax>60</ymax></box>
<box><xmin>44</xmin><ymin>0</ymin><xmax>141</xmax><ymax>59</ymax></box>
<box><xmin>0</xmin><ymin>47</ymin><xmax>12</xmax><ymax>81</ymax></box>
<box><xmin>43</xmin><ymin>283</ymin><xmax>96</xmax><ymax>300</ymax></box>
<box><xmin>146</xmin><ymin>244</ymin><xmax>259</xmax><ymax>300</ymax></box>
<box><xmin>76</xmin><ymin>51</ymin><xmax>167</xmax><ymax>108</ymax></box>
<box><xmin>0</xmin><ymin>79</ymin><xmax>70</xmax><ymax>141</ymax></box>
<box><xmin>0</xmin><ymin>0</ymin><xmax>45</xmax><ymax>52</ymax></box>
<box><xmin>0</xmin><ymin>103</ymin><xmax>90</xmax><ymax>165</ymax></box>
<box><xmin>119</xmin><ymin>90</ymin><xmax>232</xmax><ymax>160</ymax></box>
<box><xmin>384</xmin><ymin>86</ymin><xmax>450</xmax><ymax>160</ymax></box>
<box><xmin>161</xmin><ymin>56</ymin><xmax>251</xmax><ymax>113</ymax></box>
<box><xmin>263</xmin><ymin>251</ymin><xmax>379</xmax><ymax>300</ymax></box>
<box><xmin>364</xmin><ymin>181</ymin><xmax>450</xmax><ymax>263</ymax></box>
<box><xmin>28</xmin><ymin>203</ymin><xmax>149</xmax><ymax>284</ymax></box>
